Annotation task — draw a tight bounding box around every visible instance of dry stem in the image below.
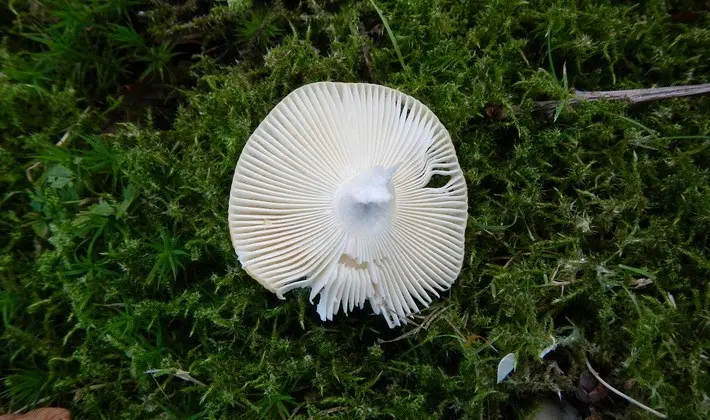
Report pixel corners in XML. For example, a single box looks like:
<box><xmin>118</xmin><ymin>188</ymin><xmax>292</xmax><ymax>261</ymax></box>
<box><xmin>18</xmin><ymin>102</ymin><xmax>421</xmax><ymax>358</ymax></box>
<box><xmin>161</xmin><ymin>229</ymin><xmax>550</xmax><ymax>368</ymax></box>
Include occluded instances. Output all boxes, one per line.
<box><xmin>584</xmin><ymin>358</ymin><xmax>667</xmax><ymax>419</ymax></box>
<box><xmin>534</xmin><ymin>83</ymin><xmax>710</xmax><ymax>117</ymax></box>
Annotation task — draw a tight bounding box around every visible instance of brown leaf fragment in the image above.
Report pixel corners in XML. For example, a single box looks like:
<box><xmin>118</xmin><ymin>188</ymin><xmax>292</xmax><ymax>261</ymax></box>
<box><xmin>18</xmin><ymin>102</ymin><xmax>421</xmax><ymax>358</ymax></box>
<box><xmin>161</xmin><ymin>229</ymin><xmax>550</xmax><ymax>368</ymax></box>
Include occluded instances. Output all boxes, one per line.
<box><xmin>0</xmin><ymin>408</ymin><xmax>70</xmax><ymax>420</ymax></box>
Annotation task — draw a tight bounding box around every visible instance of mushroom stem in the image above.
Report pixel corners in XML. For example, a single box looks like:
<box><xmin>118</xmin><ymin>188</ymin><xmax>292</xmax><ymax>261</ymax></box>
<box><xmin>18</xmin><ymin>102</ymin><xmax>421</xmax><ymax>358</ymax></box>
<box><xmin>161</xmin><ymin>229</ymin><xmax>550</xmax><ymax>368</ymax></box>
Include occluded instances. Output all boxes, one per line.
<box><xmin>335</xmin><ymin>165</ymin><xmax>398</xmax><ymax>235</ymax></box>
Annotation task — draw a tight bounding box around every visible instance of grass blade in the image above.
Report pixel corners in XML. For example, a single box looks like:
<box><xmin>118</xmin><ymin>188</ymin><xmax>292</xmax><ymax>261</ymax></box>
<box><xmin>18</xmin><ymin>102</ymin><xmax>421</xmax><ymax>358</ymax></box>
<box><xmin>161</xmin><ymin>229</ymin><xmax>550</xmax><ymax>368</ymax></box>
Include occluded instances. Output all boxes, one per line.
<box><xmin>370</xmin><ymin>0</ymin><xmax>406</xmax><ymax>70</ymax></box>
<box><xmin>546</xmin><ymin>24</ymin><xmax>557</xmax><ymax>80</ymax></box>
<box><xmin>618</xmin><ymin>264</ymin><xmax>656</xmax><ymax>280</ymax></box>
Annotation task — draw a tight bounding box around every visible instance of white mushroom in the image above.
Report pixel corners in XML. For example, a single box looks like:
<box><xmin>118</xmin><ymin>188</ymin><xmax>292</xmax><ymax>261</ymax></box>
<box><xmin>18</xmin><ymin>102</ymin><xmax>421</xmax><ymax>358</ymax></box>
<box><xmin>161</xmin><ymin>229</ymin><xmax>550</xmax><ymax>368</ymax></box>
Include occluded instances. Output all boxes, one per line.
<box><xmin>228</xmin><ymin>82</ymin><xmax>468</xmax><ymax>327</ymax></box>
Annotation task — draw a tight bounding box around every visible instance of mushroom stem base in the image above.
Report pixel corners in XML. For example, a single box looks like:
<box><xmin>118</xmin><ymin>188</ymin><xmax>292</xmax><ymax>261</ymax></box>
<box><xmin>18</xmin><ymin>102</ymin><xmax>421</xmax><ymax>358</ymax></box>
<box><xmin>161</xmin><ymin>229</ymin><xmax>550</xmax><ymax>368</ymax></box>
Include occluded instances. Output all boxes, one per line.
<box><xmin>335</xmin><ymin>165</ymin><xmax>398</xmax><ymax>235</ymax></box>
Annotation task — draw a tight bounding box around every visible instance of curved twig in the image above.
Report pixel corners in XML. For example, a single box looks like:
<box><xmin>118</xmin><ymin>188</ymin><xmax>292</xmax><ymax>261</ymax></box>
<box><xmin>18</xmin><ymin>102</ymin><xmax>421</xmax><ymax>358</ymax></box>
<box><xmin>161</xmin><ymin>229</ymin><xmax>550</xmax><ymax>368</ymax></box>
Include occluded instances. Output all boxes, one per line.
<box><xmin>584</xmin><ymin>358</ymin><xmax>667</xmax><ymax>419</ymax></box>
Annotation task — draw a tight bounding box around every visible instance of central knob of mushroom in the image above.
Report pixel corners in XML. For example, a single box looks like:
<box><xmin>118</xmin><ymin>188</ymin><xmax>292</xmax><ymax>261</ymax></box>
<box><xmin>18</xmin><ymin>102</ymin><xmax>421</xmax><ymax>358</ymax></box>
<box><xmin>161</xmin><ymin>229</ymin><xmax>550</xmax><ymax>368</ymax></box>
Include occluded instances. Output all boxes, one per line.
<box><xmin>335</xmin><ymin>165</ymin><xmax>398</xmax><ymax>235</ymax></box>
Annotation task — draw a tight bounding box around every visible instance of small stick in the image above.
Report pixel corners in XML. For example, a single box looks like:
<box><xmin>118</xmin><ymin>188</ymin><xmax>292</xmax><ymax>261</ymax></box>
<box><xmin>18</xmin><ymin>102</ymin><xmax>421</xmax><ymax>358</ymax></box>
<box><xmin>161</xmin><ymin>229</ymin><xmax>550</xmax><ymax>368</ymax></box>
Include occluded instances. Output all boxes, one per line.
<box><xmin>534</xmin><ymin>83</ymin><xmax>710</xmax><ymax>117</ymax></box>
<box><xmin>55</xmin><ymin>107</ymin><xmax>91</xmax><ymax>147</ymax></box>
<box><xmin>584</xmin><ymin>358</ymin><xmax>667</xmax><ymax>419</ymax></box>
<box><xmin>575</xmin><ymin>84</ymin><xmax>710</xmax><ymax>103</ymax></box>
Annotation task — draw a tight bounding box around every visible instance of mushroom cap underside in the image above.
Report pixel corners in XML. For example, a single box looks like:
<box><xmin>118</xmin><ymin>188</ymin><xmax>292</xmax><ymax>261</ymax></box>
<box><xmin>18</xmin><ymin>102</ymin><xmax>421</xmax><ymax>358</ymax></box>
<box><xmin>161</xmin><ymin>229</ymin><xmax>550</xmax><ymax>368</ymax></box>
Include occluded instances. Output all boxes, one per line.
<box><xmin>228</xmin><ymin>82</ymin><xmax>468</xmax><ymax>327</ymax></box>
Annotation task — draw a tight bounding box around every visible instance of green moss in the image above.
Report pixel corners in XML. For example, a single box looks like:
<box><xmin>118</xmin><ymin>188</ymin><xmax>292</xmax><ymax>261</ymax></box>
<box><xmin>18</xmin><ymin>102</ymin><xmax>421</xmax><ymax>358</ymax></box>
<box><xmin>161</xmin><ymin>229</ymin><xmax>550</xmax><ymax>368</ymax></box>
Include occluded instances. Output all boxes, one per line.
<box><xmin>2</xmin><ymin>0</ymin><xmax>709</xmax><ymax>418</ymax></box>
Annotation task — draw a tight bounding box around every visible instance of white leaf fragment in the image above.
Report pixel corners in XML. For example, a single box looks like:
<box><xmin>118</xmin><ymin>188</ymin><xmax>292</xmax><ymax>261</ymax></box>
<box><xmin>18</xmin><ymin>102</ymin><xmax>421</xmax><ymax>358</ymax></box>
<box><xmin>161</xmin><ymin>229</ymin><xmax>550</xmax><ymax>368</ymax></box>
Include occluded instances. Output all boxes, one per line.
<box><xmin>175</xmin><ymin>369</ymin><xmax>206</xmax><ymax>387</ymax></box>
<box><xmin>497</xmin><ymin>352</ymin><xmax>517</xmax><ymax>384</ymax></box>
<box><xmin>228</xmin><ymin>82</ymin><xmax>468</xmax><ymax>328</ymax></box>
<box><xmin>145</xmin><ymin>368</ymin><xmax>206</xmax><ymax>387</ymax></box>
<box><xmin>667</xmin><ymin>292</ymin><xmax>676</xmax><ymax>309</ymax></box>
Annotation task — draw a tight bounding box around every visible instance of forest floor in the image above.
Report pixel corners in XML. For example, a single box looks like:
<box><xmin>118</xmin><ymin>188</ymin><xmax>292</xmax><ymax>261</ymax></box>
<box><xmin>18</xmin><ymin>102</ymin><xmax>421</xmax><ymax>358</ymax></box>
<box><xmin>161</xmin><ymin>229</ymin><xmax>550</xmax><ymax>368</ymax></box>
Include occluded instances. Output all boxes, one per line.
<box><xmin>1</xmin><ymin>1</ymin><xmax>709</xmax><ymax>418</ymax></box>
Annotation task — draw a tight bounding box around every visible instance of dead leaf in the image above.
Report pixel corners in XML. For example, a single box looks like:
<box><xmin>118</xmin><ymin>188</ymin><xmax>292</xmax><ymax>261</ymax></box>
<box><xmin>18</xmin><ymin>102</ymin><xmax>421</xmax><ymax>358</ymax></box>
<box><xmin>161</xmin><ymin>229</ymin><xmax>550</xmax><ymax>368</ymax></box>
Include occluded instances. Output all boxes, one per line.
<box><xmin>0</xmin><ymin>408</ymin><xmax>70</xmax><ymax>420</ymax></box>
